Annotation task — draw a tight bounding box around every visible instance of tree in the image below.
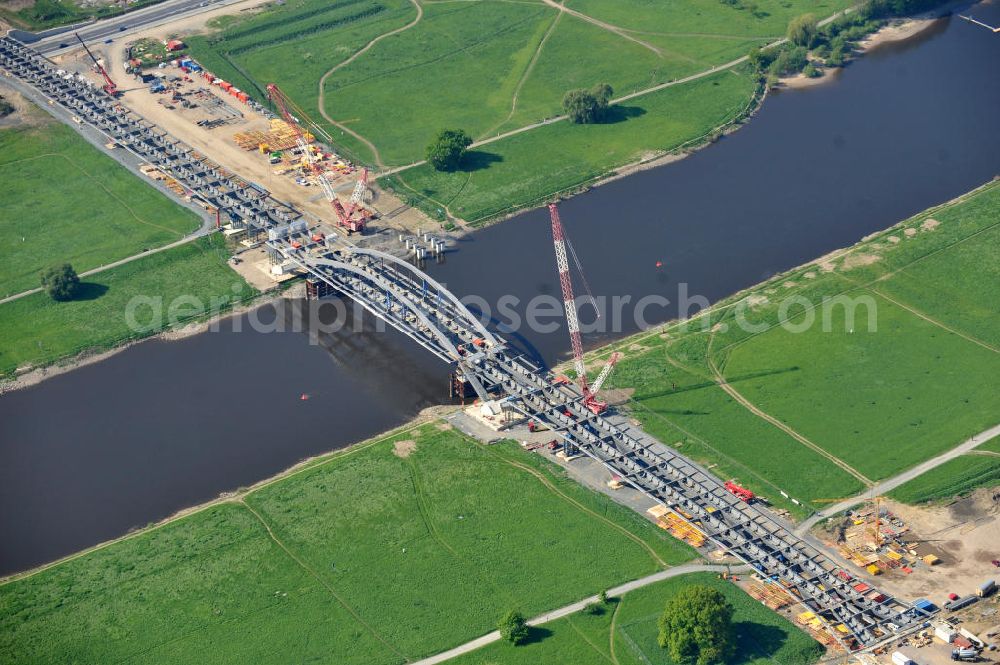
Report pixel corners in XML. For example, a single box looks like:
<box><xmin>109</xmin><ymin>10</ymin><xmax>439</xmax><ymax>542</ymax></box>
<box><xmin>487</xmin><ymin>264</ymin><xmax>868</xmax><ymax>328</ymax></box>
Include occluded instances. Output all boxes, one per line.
<box><xmin>40</xmin><ymin>263</ymin><xmax>80</xmax><ymax>301</ymax></box>
<box><xmin>657</xmin><ymin>585</ymin><xmax>736</xmax><ymax>665</ymax></box>
<box><xmin>498</xmin><ymin>609</ymin><xmax>529</xmax><ymax>645</ymax></box>
<box><xmin>426</xmin><ymin>128</ymin><xmax>473</xmax><ymax>171</ymax></box>
<box><xmin>787</xmin><ymin>13</ymin><xmax>818</xmax><ymax>47</ymax></box>
<box><xmin>562</xmin><ymin>83</ymin><xmax>614</xmax><ymax>124</ymax></box>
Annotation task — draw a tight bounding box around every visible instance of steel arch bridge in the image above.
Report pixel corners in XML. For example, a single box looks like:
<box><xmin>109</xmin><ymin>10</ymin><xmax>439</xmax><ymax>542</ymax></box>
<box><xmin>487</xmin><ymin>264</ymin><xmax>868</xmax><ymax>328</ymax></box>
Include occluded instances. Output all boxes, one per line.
<box><xmin>0</xmin><ymin>34</ymin><xmax>929</xmax><ymax>652</ymax></box>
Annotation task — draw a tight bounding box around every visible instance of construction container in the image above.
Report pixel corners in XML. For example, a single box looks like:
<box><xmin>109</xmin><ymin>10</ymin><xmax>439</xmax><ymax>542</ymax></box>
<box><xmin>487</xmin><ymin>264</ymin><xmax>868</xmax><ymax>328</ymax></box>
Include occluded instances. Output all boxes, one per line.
<box><xmin>866</xmin><ymin>564</ymin><xmax>881</xmax><ymax>575</ymax></box>
<box><xmin>977</xmin><ymin>580</ymin><xmax>996</xmax><ymax>598</ymax></box>
<box><xmin>935</xmin><ymin>625</ymin><xmax>957</xmax><ymax>642</ymax></box>
<box><xmin>949</xmin><ymin>596</ymin><xmax>978</xmax><ymax>612</ymax></box>
<box><xmin>892</xmin><ymin>651</ymin><xmax>914</xmax><ymax>665</ymax></box>
<box><xmin>923</xmin><ymin>554</ymin><xmax>940</xmax><ymax>565</ymax></box>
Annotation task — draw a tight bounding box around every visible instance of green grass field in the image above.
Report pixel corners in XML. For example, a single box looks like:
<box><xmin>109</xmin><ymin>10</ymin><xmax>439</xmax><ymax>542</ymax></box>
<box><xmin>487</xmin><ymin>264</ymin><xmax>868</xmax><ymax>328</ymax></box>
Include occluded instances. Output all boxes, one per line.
<box><xmin>449</xmin><ymin>573</ymin><xmax>823</xmax><ymax>665</ymax></box>
<box><xmin>0</xmin><ymin>235</ymin><xmax>255</xmax><ymax>375</ymax></box>
<box><xmin>0</xmin><ymin>424</ymin><xmax>695</xmax><ymax>663</ymax></box>
<box><xmin>597</xmin><ymin>181</ymin><xmax>1000</xmax><ymax>509</ymax></box>
<box><xmin>0</xmin><ymin>119</ymin><xmax>201</xmax><ymax>296</ymax></box>
<box><xmin>185</xmin><ymin>0</ymin><xmax>850</xmax><ymax>222</ymax></box>
<box><xmin>387</xmin><ymin>66</ymin><xmax>758</xmax><ymax>224</ymax></box>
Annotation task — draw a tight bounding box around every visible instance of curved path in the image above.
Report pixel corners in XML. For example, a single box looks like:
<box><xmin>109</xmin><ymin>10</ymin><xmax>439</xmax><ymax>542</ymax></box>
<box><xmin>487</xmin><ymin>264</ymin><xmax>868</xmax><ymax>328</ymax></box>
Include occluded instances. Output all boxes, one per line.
<box><xmin>409</xmin><ymin>562</ymin><xmax>748</xmax><ymax>665</ymax></box>
<box><xmin>706</xmin><ymin>333</ymin><xmax>874</xmax><ymax>488</ymax></box>
<box><xmin>795</xmin><ymin>422</ymin><xmax>1000</xmax><ymax>535</ymax></box>
<box><xmin>539</xmin><ymin>0</ymin><xmax>662</xmax><ymax>56</ymax></box>
<box><xmin>317</xmin><ymin>0</ymin><xmax>424</xmax><ymax>169</ymax></box>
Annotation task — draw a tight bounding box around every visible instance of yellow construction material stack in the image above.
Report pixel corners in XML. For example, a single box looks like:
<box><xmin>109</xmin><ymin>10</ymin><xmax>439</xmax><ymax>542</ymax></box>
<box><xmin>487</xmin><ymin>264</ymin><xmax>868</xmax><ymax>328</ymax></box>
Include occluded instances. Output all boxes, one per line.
<box><xmin>746</xmin><ymin>579</ymin><xmax>793</xmax><ymax>610</ymax></box>
<box><xmin>233</xmin><ymin>120</ymin><xmax>312</xmax><ymax>152</ymax></box>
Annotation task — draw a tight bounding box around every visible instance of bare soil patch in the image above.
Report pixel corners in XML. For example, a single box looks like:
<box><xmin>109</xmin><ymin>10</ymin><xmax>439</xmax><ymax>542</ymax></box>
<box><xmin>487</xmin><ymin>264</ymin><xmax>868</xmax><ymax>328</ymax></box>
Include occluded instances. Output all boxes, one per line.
<box><xmin>392</xmin><ymin>439</ymin><xmax>417</xmax><ymax>458</ymax></box>
<box><xmin>862</xmin><ymin>491</ymin><xmax>1000</xmax><ymax>604</ymax></box>
<box><xmin>840</xmin><ymin>252</ymin><xmax>881</xmax><ymax>271</ymax></box>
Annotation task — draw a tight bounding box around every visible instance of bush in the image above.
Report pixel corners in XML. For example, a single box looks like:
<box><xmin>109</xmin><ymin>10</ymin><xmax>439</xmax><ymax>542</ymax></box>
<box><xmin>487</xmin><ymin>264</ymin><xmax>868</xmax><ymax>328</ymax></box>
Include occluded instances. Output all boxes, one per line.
<box><xmin>40</xmin><ymin>263</ymin><xmax>80</xmax><ymax>301</ymax></box>
<box><xmin>562</xmin><ymin>83</ymin><xmax>613</xmax><ymax>124</ymax></box>
<box><xmin>787</xmin><ymin>13</ymin><xmax>818</xmax><ymax>47</ymax></box>
<box><xmin>426</xmin><ymin>129</ymin><xmax>473</xmax><ymax>172</ymax></box>
<box><xmin>0</xmin><ymin>97</ymin><xmax>14</xmax><ymax>118</ymax></box>
<box><xmin>768</xmin><ymin>46</ymin><xmax>808</xmax><ymax>77</ymax></box>
<box><xmin>803</xmin><ymin>63</ymin><xmax>820</xmax><ymax>78</ymax></box>
<box><xmin>658</xmin><ymin>585</ymin><xmax>736</xmax><ymax>665</ymax></box>
<box><xmin>498</xmin><ymin>609</ymin><xmax>529</xmax><ymax>645</ymax></box>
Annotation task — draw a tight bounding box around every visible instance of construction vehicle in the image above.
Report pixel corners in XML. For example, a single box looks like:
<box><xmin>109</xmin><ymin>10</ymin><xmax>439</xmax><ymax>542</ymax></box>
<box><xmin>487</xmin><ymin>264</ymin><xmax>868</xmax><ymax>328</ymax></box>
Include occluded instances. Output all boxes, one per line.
<box><xmin>548</xmin><ymin>203</ymin><xmax>620</xmax><ymax>415</ymax></box>
<box><xmin>952</xmin><ymin>648</ymin><xmax>979</xmax><ymax>662</ymax></box>
<box><xmin>266</xmin><ymin>83</ymin><xmax>369</xmax><ymax>233</ymax></box>
<box><xmin>725</xmin><ymin>480</ymin><xmax>755</xmax><ymax>503</ymax></box>
<box><xmin>75</xmin><ymin>33</ymin><xmax>118</xmax><ymax>97</ymax></box>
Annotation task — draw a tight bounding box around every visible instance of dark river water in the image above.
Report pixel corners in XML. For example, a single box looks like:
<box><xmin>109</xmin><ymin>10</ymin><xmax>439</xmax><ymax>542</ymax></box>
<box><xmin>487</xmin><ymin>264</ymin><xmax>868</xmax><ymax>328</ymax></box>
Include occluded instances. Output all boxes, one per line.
<box><xmin>2</xmin><ymin>4</ymin><xmax>998</xmax><ymax>575</ymax></box>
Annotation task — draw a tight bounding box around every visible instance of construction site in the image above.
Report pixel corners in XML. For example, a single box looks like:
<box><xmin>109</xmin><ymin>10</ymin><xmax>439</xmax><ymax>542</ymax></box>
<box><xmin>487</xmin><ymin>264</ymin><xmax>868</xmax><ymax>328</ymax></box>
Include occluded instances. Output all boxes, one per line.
<box><xmin>1</xmin><ymin>4</ymin><xmax>998</xmax><ymax>665</ymax></box>
<box><xmin>42</xmin><ymin>27</ymin><xmax>443</xmax><ymax>290</ymax></box>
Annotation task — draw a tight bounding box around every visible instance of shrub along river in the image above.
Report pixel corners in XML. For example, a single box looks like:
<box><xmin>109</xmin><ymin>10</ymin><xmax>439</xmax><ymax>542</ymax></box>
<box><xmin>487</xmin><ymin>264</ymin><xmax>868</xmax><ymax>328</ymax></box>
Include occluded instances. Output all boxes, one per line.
<box><xmin>1</xmin><ymin>5</ymin><xmax>998</xmax><ymax>575</ymax></box>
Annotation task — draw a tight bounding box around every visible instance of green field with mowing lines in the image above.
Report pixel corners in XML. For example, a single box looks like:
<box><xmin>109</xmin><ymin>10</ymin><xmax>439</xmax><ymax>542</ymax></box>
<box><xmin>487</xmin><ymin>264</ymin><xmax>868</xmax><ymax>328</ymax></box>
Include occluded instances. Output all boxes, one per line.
<box><xmin>596</xmin><ymin>181</ymin><xmax>1000</xmax><ymax>509</ymax></box>
<box><xmin>185</xmin><ymin>0</ymin><xmax>851</xmax><ymax>221</ymax></box>
<box><xmin>0</xmin><ymin>118</ymin><xmax>201</xmax><ymax>296</ymax></box>
<box><xmin>450</xmin><ymin>573</ymin><xmax>823</xmax><ymax>665</ymax></box>
<box><xmin>387</xmin><ymin>67</ymin><xmax>757</xmax><ymax>224</ymax></box>
<box><xmin>0</xmin><ymin>425</ymin><xmax>695</xmax><ymax>663</ymax></box>
<box><xmin>0</xmin><ymin>235</ymin><xmax>255</xmax><ymax>376</ymax></box>
<box><xmin>888</xmin><ymin>453</ymin><xmax>1000</xmax><ymax>504</ymax></box>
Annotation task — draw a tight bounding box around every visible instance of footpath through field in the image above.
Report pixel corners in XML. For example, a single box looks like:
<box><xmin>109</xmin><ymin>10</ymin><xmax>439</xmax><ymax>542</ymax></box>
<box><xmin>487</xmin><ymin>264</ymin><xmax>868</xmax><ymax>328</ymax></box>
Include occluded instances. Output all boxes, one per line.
<box><xmin>0</xmin><ymin>225</ymin><xmax>217</xmax><ymax>306</ymax></box>
<box><xmin>795</xmin><ymin>422</ymin><xmax>1000</xmax><ymax>535</ymax></box>
<box><xmin>408</xmin><ymin>562</ymin><xmax>745</xmax><ymax>665</ymax></box>
<box><xmin>380</xmin><ymin>7</ymin><xmax>855</xmax><ymax>178</ymax></box>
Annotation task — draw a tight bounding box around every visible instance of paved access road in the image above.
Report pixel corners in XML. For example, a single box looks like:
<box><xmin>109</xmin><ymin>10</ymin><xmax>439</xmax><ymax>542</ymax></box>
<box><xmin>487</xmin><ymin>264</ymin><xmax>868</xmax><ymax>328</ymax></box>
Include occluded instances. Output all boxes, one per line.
<box><xmin>409</xmin><ymin>563</ymin><xmax>747</xmax><ymax>665</ymax></box>
<box><xmin>795</xmin><ymin>423</ymin><xmax>1000</xmax><ymax>535</ymax></box>
<box><xmin>8</xmin><ymin>0</ymin><xmax>247</xmax><ymax>56</ymax></box>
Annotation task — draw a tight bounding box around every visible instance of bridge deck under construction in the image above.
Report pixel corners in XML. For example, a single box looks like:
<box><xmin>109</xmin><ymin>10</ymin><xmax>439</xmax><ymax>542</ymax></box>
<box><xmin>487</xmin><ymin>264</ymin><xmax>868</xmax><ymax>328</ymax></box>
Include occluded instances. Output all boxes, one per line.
<box><xmin>0</xmin><ymin>36</ymin><xmax>928</xmax><ymax>652</ymax></box>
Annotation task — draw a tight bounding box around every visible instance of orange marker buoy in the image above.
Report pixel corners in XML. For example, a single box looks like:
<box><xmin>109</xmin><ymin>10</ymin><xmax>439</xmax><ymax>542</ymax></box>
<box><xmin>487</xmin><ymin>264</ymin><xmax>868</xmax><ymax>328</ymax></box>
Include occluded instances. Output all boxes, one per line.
<box><xmin>300</xmin><ymin>393</ymin><xmax>310</xmax><ymax>401</ymax></box>
<box><xmin>655</xmin><ymin>261</ymin><xmax>663</xmax><ymax>268</ymax></box>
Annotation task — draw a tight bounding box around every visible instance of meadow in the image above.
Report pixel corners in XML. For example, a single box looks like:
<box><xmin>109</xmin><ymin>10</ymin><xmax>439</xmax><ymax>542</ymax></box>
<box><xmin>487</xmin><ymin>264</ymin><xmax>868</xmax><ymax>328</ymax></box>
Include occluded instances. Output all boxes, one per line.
<box><xmin>0</xmin><ymin>235</ymin><xmax>256</xmax><ymax>375</ymax></box>
<box><xmin>597</xmin><ymin>181</ymin><xmax>1000</xmax><ymax>508</ymax></box>
<box><xmin>449</xmin><ymin>572</ymin><xmax>824</xmax><ymax>665</ymax></box>
<box><xmin>185</xmin><ymin>0</ymin><xmax>851</xmax><ymax>220</ymax></box>
<box><xmin>386</xmin><ymin>66</ymin><xmax>758</xmax><ymax>224</ymax></box>
<box><xmin>0</xmin><ymin>119</ymin><xmax>201</xmax><ymax>296</ymax></box>
<box><xmin>0</xmin><ymin>425</ymin><xmax>695</xmax><ymax>664</ymax></box>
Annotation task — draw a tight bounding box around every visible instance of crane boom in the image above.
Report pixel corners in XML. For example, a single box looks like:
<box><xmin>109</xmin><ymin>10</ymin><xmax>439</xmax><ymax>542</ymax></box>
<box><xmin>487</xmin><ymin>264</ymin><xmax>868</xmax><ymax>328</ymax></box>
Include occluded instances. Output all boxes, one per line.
<box><xmin>590</xmin><ymin>352</ymin><xmax>621</xmax><ymax>394</ymax></box>
<box><xmin>267</xmin><ymin>82</ymin><xmax>366</xmax><ymax>233</ymax></box>
<box><xmin>75</xmin><ymin>32</ymin><xmax>117</xmax><ymax>97</ymax></box>
<box><xmin>549</xmin><ymin>203</ymin><xmax>612</xmax><ymax>415</ymax></box>
<box><xmin>549</xmin><ymin>203</ymin><xmax>587</xmax><ymax>388</ymax></box>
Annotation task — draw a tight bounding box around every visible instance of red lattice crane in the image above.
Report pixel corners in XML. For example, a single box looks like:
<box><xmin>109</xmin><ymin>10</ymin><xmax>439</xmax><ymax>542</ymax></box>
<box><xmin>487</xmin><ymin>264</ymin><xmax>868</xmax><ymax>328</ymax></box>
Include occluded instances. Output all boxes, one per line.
<box><xmin>266</xmin><ymin>83</ymin><xmax>367</xmax><ymax>233</ymax></box>
<box><xmin>75</xmin><ymin>32</ymin><xmax>118</xmax><ymax>97</ymax></box>
<box><xmin>548</xmin><ymin>203</ymin><xmax>619</xmax><ymax>415</ymax></box>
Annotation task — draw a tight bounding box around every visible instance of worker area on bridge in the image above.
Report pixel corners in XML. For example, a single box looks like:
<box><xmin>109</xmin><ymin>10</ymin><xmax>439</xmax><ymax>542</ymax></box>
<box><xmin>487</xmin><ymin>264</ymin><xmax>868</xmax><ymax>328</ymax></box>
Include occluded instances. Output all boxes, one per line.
<box><xmin>5</xmin><ymin>28</ymin><xmax>998</xmax><ymax>665</ymax></box>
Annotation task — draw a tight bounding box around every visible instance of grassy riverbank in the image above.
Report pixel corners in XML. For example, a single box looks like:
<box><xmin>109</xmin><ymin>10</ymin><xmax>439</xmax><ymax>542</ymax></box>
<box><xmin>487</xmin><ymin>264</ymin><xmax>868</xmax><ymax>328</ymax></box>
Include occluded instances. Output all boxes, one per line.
<box><xmin>0</xmin><ymin>423</ymin><xmax>695</xmax><ymax>663</ymax></box>
<box><xmin>0</xmin><ymin>234</ymin><xmax>256</xmax><ymax>377</ymax></box>
<box><xmin>592</xmin><ymin>180</ymin><xmax>1000</xmax><ymax>511</ymax></box>
<box><xmin>0</xmin><ymin>113</ymin><xmax>201</xmax><ymax>296</ymax></box>
<box><xmin>449</xmin><ymin>572</ymin><xmax>824</xmax><ymax>665</ymax></box>
<box><xmin>185</xmin><ymin>0</ymin><xmax>849</xmax><ymax>222</ymax></box>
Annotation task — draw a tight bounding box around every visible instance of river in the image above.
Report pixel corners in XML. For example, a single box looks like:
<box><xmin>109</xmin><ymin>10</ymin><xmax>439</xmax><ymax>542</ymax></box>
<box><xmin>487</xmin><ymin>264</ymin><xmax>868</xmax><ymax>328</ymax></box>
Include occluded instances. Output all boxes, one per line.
<box><xmin>1</xmin><ymin>5</ymin><xmax>998</xmax><ymax>576</ymax></box>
